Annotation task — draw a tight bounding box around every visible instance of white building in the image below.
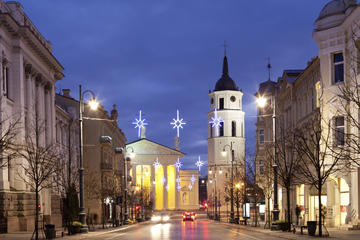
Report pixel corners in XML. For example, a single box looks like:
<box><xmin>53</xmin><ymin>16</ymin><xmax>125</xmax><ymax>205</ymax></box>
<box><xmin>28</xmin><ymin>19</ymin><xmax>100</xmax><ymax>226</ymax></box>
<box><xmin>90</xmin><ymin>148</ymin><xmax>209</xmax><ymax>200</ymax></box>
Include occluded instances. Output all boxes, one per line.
<box><xmin>0</xmin><ymin>1</ymin><xmax>64</xmax><ymax>232</ymax></box>
<box><xmin>207</xmin><ymin>53</ymin><xmax>246</xmax><ymax>218</ymax></box>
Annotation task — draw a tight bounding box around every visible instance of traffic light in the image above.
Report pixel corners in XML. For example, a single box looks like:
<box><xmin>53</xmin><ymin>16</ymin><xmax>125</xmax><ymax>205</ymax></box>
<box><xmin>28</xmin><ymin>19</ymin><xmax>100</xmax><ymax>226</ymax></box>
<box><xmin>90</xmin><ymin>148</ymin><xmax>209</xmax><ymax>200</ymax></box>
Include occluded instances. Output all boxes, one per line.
<box><xmin>135</xmin><ymin>205</ymin><xmax>140</xmax><ymax>211</ymax></box>
<box><xmin>37</xmin><ymin>204</ymin><xmax>41</xmax><ymax>210</ymax></box>
<box><xmin>204</xmin><ymin>202</ymin><xmax>208</xmax><ymax>209</ymax></box>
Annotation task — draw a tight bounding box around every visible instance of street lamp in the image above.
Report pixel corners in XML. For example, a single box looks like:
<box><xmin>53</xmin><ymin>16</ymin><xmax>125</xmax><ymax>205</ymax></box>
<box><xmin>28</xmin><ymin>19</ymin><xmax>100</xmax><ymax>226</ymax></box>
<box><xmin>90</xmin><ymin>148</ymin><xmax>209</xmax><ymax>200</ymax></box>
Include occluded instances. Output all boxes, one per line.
<box><xmin>222</xmin><ymin>142</ymin><xmax>235</xmax><ymax>223</ymax></box>
<box><xmin>256</xmin><ymin>95</ymin><xmax>279</xmax><ymax>222</ymax></box>
<box><xmin>235</xmin><ymin>183</ymin><xmax>241</xmax><ymax>221</ymax></box>
<box><xmin>79</xmin><ymin>84</ymin><xmax>99</xmax><ymax>233</ymax></box>
<box><xmin>116</xmin><ymin>146</ymin><xmax>135</xmax><ymax>225</ymax></box>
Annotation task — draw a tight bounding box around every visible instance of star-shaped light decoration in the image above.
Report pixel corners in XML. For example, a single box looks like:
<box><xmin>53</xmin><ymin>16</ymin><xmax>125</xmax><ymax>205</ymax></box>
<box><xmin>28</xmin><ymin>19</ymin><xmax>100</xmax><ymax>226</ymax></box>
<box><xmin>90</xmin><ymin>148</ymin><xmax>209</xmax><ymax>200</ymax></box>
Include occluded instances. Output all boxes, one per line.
<box><xmin>188</xmin><ymin>184</ymin><xmax>193</xmax><ymax>191</ymax></box>
<box><xmin>174</xmin><ymin>158</ymin><xmax>183</xmax><ymax>172</ymax></box>
<box><xmin>153</xmin><ymin>158</ymin><xmax>161</xmax><ymax>169</ymax></box>
<box><xmin>177</xmin><ymin>184</ymin><xmax>182</xmax><ymax>192</ymax></box>
<box><xmin>170</xmin><ymin>110</ymin><xmax>186</xmax><ymax>137</ymax></box>
<box><xmin>165</xmin><ymin>185</ymin><xmax>169</xmax><ymax>191</ymax></box>
<box><xmin>132</xmin><ymin>110</ymin><xmax>148</xmax><ymax>138</ymax></box>
<box><xmin>195</xmin><ymin>156</ymin><xmax>204</xmax><ymax>171</ymax></box>
<box><xmin>190</xmin><ymin>174</ymin><xmax>196</xmax><ymax>185</ymax></box>
<box><xmin>176</xmin><ymin>176</ymin><xmax>181</xmax><ymax>183</ymax></box>
<box><xmin>209</xmin><ymin>108</ymin><xmax>223</xmax><ymax>136</ymax></box>
<box><xmin>162</xmin><ymin>177</ymin><xmax>167</xmax><ymax>185</ymax></box>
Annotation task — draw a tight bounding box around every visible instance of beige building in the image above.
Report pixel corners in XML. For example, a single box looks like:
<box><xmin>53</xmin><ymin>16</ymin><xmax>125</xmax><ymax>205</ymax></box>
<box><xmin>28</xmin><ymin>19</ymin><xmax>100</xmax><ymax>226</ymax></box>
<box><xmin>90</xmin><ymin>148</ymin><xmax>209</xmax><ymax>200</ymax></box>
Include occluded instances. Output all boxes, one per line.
<box><xmin>56</xmin><ymin>90</ymin><xmax>127</xmax><ymax>224</ymax></box>
<box><xmin>256</xmin><ymin>0</ymin><xmax>360</xmax><ymax>229</ymax></box>
<box><xmin>0</xmin><ymin>1</ymin><xmax>64</xmax><ymax>232</ymax></box>
<box><xmin>127</xmin><ymin>136</ymin><xmax>199</xmax><ymax>211</ymax></box>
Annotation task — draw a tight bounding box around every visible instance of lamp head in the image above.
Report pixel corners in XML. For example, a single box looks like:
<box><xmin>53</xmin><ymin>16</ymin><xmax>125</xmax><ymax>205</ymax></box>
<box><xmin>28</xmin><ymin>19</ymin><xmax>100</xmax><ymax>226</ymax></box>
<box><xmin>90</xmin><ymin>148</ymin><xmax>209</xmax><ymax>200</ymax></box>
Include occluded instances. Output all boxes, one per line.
<box><xmin>256</xmin><ymin>96</ymin><xmax>267</xmax><ymax>108</ymax></box>
<box><xmin>129</xmin><ymin>152</ymin><xmax>136</xmax><ymax>159</ymax></box>
<box><xmin>89</xmin><ymin>98</ymin><xmax>99</xmax><ymax>110</ymax></box>
<box><xmin>221</xmin><ymin>150</ymin><xmax>227</xmax><ymax>157</ymax></box>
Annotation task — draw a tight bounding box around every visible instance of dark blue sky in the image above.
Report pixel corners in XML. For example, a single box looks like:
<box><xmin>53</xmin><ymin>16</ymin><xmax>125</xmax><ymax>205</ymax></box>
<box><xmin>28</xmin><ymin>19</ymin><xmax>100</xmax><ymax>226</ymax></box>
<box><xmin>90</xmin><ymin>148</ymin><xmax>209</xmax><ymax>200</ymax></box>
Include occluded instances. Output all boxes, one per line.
<box><xmin>18</xmin><ymin>0</ymin><xmax>329</xmax><ymax>175</ymax></box>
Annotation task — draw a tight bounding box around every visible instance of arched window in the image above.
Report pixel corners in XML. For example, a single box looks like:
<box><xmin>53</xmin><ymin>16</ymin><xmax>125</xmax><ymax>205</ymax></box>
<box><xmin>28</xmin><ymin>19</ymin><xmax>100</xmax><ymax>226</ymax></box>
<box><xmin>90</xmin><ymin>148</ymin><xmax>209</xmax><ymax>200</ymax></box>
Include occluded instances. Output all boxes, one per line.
<box><xmin>232</xmin><ymin>121</ymin><xmax>236</xmax><ymax>137</ymax></box>
<box><xmin>219</xmin><ymin>123</ymin><xmax>224</xmax><ymax>137</ymax></box>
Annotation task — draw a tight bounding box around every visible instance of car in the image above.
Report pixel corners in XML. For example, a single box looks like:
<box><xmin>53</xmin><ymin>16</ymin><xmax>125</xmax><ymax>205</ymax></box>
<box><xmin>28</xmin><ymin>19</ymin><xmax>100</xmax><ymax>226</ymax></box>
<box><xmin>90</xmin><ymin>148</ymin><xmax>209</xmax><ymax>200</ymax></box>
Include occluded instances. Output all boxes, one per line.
<box><xmin>151</xmin><ymin>212</ymin><xmax>170</xmax><ymax>223</ymax></box>
<box><xmin>182</xmin><ymin>211</ymin><xmax>196</xmax><ymax>221</ymax></box>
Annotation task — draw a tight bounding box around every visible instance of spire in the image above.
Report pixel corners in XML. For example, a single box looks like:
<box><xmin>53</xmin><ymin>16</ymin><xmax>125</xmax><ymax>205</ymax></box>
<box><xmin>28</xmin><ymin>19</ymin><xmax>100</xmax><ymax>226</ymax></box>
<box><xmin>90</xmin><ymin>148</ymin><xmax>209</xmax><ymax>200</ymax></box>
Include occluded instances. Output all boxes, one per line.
<box><xmin>222</xmin><ymin>55</ymin><xmax>229</xmax><ymax>76</ymax></box>
<box><xmin>266</xmin><ymin>57</ymin><xmax>272</xmax><ymax>81</ymax></box>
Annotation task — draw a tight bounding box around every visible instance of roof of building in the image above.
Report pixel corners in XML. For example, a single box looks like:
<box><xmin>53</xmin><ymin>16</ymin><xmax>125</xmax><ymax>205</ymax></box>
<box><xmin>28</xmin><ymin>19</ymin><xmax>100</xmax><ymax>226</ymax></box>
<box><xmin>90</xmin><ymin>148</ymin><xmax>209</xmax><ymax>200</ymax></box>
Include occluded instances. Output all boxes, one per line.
<box><xmin>315</xmin><ymin>0</ymin><xmax>357</xmax><ymax>31</ymax></box>
<box><xmin>126</xmin><ymin>138</ymin><xmax>185</xmax><ymax>155</ymax></box>
<box><xmin>318</xmin><ymin>0</ymin><xmax>356</xmax><ymax>20</ymax></box>
<box><xmin>214</xmin><ymin>55</ymin><xmax>239</xmax><ymax>91</ymax></box>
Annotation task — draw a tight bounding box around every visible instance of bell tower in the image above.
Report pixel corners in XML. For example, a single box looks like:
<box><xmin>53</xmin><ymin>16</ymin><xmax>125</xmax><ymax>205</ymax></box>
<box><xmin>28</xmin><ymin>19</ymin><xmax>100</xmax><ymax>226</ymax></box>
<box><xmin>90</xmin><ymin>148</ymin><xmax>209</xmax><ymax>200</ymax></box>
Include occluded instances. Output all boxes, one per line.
<box><xmin>207</xmin><ymin>52</ymin><xmax>246</xmax><ymax>215</ymax></box>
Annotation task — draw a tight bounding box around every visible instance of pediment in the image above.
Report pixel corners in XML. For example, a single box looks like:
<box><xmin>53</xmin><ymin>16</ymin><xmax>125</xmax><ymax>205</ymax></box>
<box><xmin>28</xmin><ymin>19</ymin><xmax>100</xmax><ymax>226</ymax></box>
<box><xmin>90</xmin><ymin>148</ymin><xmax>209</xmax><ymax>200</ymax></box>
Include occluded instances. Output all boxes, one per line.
<box><xmin>126</xmin><ymin>138</ymin><xmax>185</xmax><ymax>157</ymax></box>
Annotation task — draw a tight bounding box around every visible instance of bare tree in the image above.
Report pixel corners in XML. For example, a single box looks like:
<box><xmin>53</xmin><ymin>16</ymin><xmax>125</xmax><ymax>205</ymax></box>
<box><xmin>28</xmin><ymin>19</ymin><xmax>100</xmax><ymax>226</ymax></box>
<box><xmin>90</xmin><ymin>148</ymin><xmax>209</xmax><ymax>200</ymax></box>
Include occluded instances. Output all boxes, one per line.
<box><xmin>295</xmin><ymin>110</ymin><xmax>345</xmax><ymax>236</ymax></box>
<box><xmin>15</xmin><ymin>117</ymin><xmax>61</xmax><ymax>240</ymax></box>
<box><xmin>266</xmin><ymin>125</ymin><xmax>302</xmax><ymax>231</ymax></box>
<box><xmin>84</xmin><ymin>169</ymin><xmax>101</xmax><ymax>227</ymax></box>
<box><xmin>0</xmin><ymin>114</ymin><xmax>21</xmax><ymax>168</ymax></box>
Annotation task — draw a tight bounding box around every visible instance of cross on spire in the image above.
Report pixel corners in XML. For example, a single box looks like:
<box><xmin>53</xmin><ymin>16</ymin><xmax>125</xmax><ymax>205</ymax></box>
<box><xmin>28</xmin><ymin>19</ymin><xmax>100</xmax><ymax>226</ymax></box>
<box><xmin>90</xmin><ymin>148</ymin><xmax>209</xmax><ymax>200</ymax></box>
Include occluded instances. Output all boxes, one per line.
<box><xmin>223</xmin><ymin>41</ymin><xmax>227</xmax><ymax>56</ymax></box>
<box><xmin>265</xmin><ymin>57</ymin><xmax>272</xmax><ymax>81</ymax></box>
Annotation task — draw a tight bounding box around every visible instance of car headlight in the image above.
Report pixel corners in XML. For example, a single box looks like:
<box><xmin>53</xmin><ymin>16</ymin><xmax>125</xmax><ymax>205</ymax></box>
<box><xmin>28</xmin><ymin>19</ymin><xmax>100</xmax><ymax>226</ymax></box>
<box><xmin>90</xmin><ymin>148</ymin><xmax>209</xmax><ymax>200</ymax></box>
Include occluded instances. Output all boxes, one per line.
<box><xmin>162</xmin><ymin>215</ymin><xmax>170</xmax><ymax>221</ymax></box>
<box><xmin>151</xmin><ymin>216</ymin><xmax>161</xmax><ymax>221</ymax></box>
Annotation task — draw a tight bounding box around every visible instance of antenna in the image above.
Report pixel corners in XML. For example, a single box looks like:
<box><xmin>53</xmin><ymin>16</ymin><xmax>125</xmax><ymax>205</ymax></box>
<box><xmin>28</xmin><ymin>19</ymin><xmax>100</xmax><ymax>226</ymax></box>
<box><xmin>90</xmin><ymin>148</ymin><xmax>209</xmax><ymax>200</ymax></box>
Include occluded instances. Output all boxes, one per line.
<box><xmin>265</xmin><ymin>57</ymin><xmax>271</xmax><ymax>81</ymax></box>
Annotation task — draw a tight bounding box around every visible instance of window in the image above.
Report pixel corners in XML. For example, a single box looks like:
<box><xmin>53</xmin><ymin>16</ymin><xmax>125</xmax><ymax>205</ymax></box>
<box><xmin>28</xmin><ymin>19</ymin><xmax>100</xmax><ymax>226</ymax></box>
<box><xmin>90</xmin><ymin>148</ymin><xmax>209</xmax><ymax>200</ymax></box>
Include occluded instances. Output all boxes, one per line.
<box><xmin>334</xmin><ymin>53</ymin><xmax>344</xmax><ymax>83</ymax></box>
<box><xmin>210</xmin><ymin>125</ymin><xmax>213</xmax><ymax>138</ymax></box>
<box><xmin>219</xmin><ymin>123</ymin><xmax>224</xmax><ymax>136</ymax></box>
<box><xmin>259</xmin><ymin>160</ymin><xmax>264</xmax><ymax>175</ymax></box>
<box><xmin>232</xmin><ymin>121</ymin><xmax>236</xmax><ymax>137</ymax></box>
<box><xmin>230</xmin><ymin>96</ymin><xmax>236</xmax><ymax>102</ymax></box>
<box><xmin>259</xmin><ymin>130</ymin><xmax>264</xmax><ymax>144</ymax></box>
<box><xmin>219</xmin><ymin>98</ymin><xmax>224</xmax><ymax>109</ymax></box>
<box><xmin>334</xmin><ymin>116</ymin><xmax>345</xmax><ymax>146</ymax></box>
<box><xmin>315</xmin><ymin>81</ymin><xmax>320</xmax><ymax>107</ymax></box>
<box><xmin>2</xmin><ymin>65</ymin><xmax>9</xmax><ymax>97</ymax></box>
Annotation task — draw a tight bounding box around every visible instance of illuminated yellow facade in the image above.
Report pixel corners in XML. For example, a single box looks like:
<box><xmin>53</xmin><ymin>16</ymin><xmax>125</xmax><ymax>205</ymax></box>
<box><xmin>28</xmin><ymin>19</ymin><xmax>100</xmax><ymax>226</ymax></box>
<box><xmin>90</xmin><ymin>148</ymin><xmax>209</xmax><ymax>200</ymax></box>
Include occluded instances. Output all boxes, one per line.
<box><xmin>127</xmin><ymin>138</ymin><xmax>200</xmax><ymax>211</ymax></box>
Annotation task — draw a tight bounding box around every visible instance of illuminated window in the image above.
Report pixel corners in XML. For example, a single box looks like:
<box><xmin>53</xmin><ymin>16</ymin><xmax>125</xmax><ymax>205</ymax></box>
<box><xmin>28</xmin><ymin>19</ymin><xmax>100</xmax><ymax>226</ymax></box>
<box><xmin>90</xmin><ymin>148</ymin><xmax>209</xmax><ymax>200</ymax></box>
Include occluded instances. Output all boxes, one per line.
<box><xmin>334</xmin><ymin>116</ymin><xmax>345</xmax><ymax>146</ymax></box>
<box><xmin>315</xmin><ymin>81</ymin><xmax>320</xmax><ymax>108</ymax></box>
<box><xmin>259</xmin><ymin>130</ymin><xmax>264</xmax><ymax>144</ymax></box>
<box><xmin>334</xmin><ymin>53</ymin><xmax>344</xmax><ymax>83</ymax></box>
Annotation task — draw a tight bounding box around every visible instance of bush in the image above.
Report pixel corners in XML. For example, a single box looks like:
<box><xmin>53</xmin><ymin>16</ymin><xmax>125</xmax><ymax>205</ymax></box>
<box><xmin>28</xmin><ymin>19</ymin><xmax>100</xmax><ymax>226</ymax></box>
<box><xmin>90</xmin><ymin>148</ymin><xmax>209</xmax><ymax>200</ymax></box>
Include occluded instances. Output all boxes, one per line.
<box><xmin>72</xmin><ymin>221</ymin><xmax>82</xmax><ymax>227</ymax></box>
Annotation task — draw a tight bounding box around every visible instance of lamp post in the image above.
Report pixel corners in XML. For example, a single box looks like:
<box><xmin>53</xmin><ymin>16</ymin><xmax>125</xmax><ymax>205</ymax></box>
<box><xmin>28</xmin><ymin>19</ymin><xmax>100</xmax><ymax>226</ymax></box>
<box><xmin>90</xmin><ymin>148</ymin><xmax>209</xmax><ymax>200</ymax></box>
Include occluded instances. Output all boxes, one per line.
<box><xmin>116</xmin><ymin>146</ymin><xmax>135</xmax><ymax>224</ymax></box>
<box><xmin>209</xmin><ymin>165</ymin><xmax>223</xmax><ymax>221</ymax></box>
<box><xmin>79</xmin><ymin>85</ymin><xmax>99</xmax><ymax>233</ymax></box>
<box><xmin>235</xmin><ymin>183</ymin><xmax>241</xmax><ymax>221</ymax></box>
<box><xmin>222</xmin><ymin>142</ymin><xmax>235</xmax><ymax>223</ymax></box>
<box><xmin>256</xmin><ymin>96</ymin><xmax>279</xmax><ymax>222</ymax></box>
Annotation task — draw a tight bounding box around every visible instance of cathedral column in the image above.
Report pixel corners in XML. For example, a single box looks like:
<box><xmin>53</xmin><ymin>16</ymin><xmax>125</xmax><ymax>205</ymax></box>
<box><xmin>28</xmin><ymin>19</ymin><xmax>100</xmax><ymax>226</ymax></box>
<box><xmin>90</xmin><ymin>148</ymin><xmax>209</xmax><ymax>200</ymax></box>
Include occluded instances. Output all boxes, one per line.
<box><xmin>150</xmin><ymin>165</ymin><xmax>156</xmax><ymax>209</ymax></box>
<box><xmin>175</xmin><ymin>170</ymin><xmax>180</xmax><ymax>210</ymax></box>
<box><xmin>163</xmin><ymin>165</ymin><xmax>168</xmax><ymax>210</ymax></box>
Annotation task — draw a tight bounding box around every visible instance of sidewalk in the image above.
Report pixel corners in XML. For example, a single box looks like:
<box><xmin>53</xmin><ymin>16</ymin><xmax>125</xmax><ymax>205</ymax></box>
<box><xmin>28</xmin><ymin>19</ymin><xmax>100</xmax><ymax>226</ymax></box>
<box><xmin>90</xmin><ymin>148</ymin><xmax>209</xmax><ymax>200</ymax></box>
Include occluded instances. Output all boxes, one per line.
<box><xmin>216</xmin><ymin>219</ymin><xmax>360</xmax><ymax>240</ymax></box>
<box><xmin>0</xmin><ymin>222</ymin><xmax>142</xmax><ymax>240</ymax></box>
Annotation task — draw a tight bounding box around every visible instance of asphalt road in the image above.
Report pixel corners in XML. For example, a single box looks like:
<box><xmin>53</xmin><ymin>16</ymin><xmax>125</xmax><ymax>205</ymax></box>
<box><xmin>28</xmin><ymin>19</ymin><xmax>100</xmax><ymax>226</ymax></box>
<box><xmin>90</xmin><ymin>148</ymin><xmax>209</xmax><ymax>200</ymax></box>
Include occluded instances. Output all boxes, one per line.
<box><xmin>75</xmin><ymin>219</ymin><xmax>298</xmax><ymax>240</ymax></box>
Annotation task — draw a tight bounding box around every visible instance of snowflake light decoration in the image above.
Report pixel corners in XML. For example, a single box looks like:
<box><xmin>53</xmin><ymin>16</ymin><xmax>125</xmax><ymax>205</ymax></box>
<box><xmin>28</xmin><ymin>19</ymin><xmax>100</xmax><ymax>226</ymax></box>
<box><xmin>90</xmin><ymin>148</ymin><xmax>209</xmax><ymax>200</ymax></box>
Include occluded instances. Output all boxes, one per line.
<box><xmin>190</xmin><ymin>174</ymin><xmax>196</xmax><ymax>185</ymax></box>
<box><xmin>153</xmin><ymin>158</ymin><xmax>162</xmax><ymax>168</ymax></box>
<box><xmin>209</xmin><ymin>108</ymin><xmax>223</xmax><ymax>136</ymax></box>
<box><xmin>177</xmin><ymin>184</ymin><xmax>182</xmax><ymax>192</ymax></box>
<box><xmin>176</xmin><ymin>176</ymin><xmax>181</xmax><ymax>183</ymax></box>
<box><xmin>188</xmin><ymin>184</ymin><xmax>193</xmax><ymax>191</ymax></box>
<box><xmin>195</xmin><ymin>156</ymin><xmax>204</xmax><ymax>171</ymax></box>
<box><xmin>132</xmin><ymin>110</ymin><xmax>148</xmax><ymax>138</ymax></box>
<box><xmin>170</xmin><ymin>110</ymin><xmax>186</xmax><ymax>138</ymax></box>
<box><xmin>174</xmin><ymin>158</ymin><xmax>183</xmax><ymax>172</ymax></box>
<box><xmin>162</xmin><ymin>177</ymin><xmax>167</xmax><ymax>185</ymax></box>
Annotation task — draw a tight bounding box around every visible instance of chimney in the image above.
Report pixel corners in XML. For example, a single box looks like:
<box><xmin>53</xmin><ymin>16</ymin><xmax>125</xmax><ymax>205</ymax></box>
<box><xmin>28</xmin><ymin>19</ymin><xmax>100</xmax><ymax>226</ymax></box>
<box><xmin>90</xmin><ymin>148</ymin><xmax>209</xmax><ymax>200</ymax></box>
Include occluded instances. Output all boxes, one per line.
<box><xmin>62</xmin><ymin>89</ymin><xmax>71</xmax><ymax>97</ymax></box>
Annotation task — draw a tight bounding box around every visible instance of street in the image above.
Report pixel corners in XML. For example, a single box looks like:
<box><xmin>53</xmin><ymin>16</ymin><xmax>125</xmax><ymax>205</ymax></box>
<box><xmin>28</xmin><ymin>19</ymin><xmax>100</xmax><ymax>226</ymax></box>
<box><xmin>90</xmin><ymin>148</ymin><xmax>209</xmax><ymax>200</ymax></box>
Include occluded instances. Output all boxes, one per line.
<box><xmin>63</xmin><ymin>219</ymin><xmax>302</xmax><ymax>240</ymax></box>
